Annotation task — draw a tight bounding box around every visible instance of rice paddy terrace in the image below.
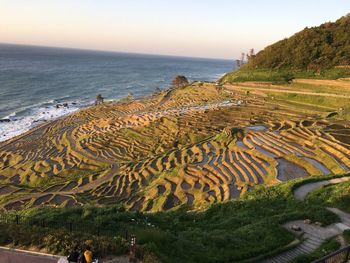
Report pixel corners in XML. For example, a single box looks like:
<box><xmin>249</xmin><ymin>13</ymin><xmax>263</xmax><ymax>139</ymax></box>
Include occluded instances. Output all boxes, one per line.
<box><xmin>0</xmin><ymin>81</ymin><xmax>350</xmax><ymax>212</ymax></box>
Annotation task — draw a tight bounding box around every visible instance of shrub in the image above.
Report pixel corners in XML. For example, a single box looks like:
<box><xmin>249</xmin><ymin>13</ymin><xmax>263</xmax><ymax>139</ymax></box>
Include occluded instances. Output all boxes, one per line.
<box><xmin>171</xmin><ymin>75</ymin><xmax>189</xmax><ymax>88</ymax></box>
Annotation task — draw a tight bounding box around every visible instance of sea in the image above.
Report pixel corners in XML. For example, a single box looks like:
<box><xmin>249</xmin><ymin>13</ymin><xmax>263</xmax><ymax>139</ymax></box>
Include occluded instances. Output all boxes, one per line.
<box><xmin>0</xmin><ymin>44</ymin><xmax>234</xmax><ymax>142</ymax></box>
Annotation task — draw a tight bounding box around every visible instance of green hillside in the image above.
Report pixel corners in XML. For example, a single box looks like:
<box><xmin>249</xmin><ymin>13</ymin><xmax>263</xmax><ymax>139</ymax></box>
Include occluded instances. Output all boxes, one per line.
<box><xmin>221</xmin><ymin>14</ymin><xmax>350</xmax><ymax>83</ymax></box>
<box><xmin>247</xmin><ymin>14</ymin><xmax>350</xmax><ymax>70</ymax></box>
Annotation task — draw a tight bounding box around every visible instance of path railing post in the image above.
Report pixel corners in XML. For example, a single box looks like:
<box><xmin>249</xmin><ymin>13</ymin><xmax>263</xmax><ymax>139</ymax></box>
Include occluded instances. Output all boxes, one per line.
<box><xmin>128</xmin><ymin>235</ymin><xmax>137</xmax><ymax>263</ymax></box>
<box><xmin>345</xmin><ymin>246</ymin><xmax>350</xmax><ymax>261</ymax></box>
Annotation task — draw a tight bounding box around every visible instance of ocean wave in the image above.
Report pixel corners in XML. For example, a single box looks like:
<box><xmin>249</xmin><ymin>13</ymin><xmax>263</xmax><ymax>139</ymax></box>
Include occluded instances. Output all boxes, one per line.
<box><xmin>0</xmin><ymin>101</ymin><xmax>86</xmax><ymax>142</ymax></box>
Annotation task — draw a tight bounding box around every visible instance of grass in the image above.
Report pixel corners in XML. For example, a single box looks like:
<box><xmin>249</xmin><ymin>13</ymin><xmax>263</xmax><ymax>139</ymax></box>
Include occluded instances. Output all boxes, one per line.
<box><xmin>344</xmin><ymin>229</ymin><xmax>350</xmax><ymax>244</ymax></box>
<box><xmin>288</xmin><ymin>82</ymin><xmax>350</xmax><ymax>96</ymax></box>
<box><xmin>266</xmin><ymin>92</ymin><xmax>350</xmax><ymax>111</ymax></box>
<box><xmin>220</xmin><ymin>68</ymin><xmax>350</xmax><ymax>84</ymax></box>
<box><xmin>0</xmin><ymin>178</ymin><xmax>339</xmax><ymax>263</ymax></box>
<box><xmin>307</xmin><ymin>180</ymin><xmax>350</xmax><ymax>213</ymax></box>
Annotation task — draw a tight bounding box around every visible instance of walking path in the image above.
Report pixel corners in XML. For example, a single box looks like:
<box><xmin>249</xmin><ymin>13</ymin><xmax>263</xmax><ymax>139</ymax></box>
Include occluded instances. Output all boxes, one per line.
<box><xmin>294</xmin><ymin>177</ymin><xmax>350</xmax><ymax>201</ymax></box>
<box><xmin>263</xmin><ymin>176</ymin><xmax>350</xmax><ymax>263</ymax></box>
<box><xmin>0</xmin><ymin>246</ymin><xmax>129</xmax><ymax>263</ymax></box>
<box><xmin>226</xmin><ymin>84</ymin><xmax>350</xmax><ymax>99</ymax></box>
<box><xmin>0</xmin><ymin>246</ymin><xmax>59</xmax><ymax>263</ymax></box>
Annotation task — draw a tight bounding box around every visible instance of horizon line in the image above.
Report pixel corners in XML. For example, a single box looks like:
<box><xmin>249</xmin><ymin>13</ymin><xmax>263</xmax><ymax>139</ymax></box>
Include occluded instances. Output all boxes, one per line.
<box><xmin>0</xmin><ymin>42</ymin><xmax>234</xmax><ymax>61</ymax></box>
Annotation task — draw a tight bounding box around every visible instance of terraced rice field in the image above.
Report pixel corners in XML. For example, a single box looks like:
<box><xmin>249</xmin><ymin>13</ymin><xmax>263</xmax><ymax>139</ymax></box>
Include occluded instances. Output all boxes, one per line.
<box><xmin>0</xmin><ymin>81</ymin><xmax>349</xmax><ymax>212</ymax></box>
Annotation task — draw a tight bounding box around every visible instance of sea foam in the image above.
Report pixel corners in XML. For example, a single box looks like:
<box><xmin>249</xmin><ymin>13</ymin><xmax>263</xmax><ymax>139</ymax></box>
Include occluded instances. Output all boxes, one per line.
<box><xmin>0</xmin><ymin>102</ymin><xmax>82</xmax><ymax>142</ymax></box>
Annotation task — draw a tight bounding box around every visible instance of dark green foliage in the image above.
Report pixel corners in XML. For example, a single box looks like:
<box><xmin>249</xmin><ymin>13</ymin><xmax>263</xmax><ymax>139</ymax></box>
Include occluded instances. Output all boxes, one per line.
<box><xmin>344</xmin><ymin>229</ymin><xmax>350</xmax><ymax>244</ymax></box>
<box><xmin>245</xmin><ymin>15</ymin><xmax>350</xmax><ymax>70</ymax></box>
<box><xmin>220</xmin><ymin>14</ymin><xmax>350</xmax><ymax>84</ymax></box>
<box><xmin>171</xmin><ymin>75</ymin><xmax>189</xmax><ymax>88</ymax></box>
<box><xmin>307</xmin><ymin>181</ymin><xmax>350</xmax><ymax>213</ymax></box>
<box><xmin>0</xmin><ymin>179</ymin><xmax>339</xmax><ymax>263</ymax></box>
<box><xmin>0</xmin><ymin>222</ymin><xmax>128</xmax><ymax>257</ymax></box>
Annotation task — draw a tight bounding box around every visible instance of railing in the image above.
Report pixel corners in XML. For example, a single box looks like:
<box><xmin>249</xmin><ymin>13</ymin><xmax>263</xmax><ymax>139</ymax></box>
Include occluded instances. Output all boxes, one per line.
<box><xmin>312</xmin><ymin>245</ymin><xmax>350</xmax><ymax>263</ymax></box>
<box><xmin>0</xmin><ymin>213</ymin><xmax>131</xmax><ymax>239</ymax></box>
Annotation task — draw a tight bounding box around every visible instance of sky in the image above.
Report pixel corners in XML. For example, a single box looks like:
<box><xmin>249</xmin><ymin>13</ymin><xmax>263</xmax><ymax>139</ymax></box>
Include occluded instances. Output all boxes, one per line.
<box><xmin>1</xmin><ymin>0</ymin><xmax>349</xmax><ymax>59</ymax></box>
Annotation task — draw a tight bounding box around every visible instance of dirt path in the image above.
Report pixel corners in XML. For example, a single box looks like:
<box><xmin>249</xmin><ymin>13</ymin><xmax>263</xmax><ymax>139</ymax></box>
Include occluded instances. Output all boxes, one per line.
<box><xmin>294</xmin><ymin>79</ymin><xmax>350</xmax><ymax>89</ymax></box>
<box><xmin>225</xmin><ymin>84</ymin><xmax>350</xmax><ymax>99</ymax></box>
<box><xmin>158</xmin><ymin>88</ymin><xmax>174</xmax><ymax>106</ymax></box>
<box><xmin>70</xmin><ymin>164</ymin><xmax>118</xmax><ymax>194</ymax></box>
<box><xmin>263</xmin><ymin>176</ymin><xmax>350</xmax><ymax>263</ymax></box>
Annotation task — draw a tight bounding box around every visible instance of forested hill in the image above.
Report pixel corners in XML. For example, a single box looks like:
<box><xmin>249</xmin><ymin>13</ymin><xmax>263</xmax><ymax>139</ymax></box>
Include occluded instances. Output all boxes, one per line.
<box><xmin>245</xmin><ymin>14</ymin><xmax>350</xmax><ymax>71</ymax></box>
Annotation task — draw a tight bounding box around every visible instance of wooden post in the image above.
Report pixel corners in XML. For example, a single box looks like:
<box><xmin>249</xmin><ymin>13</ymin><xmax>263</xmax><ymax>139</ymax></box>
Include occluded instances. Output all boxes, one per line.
<box><xmin>128</xmin><ymin>235</ymin><xmax>137</xmax><ymax>263</ymax></box>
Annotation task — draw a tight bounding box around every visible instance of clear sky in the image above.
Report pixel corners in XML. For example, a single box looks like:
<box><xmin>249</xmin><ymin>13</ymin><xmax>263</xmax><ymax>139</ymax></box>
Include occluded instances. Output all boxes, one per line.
<box><xmin>1</xmin><ymin>0</ymin><xmax>349</xmax><ymax>59</ymax></box>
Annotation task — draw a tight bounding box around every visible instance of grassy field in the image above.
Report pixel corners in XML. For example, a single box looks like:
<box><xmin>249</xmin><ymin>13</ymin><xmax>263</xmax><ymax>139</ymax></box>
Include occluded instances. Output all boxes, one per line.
<box><xmin>307</xmin><ymin>181</ymin><xmax>350</xmax><ymax>213</ymax></box>
<box><xmin>219</xmin><ymin>68</ymin><xmax>350</xmax><ymax>84</ymax></box>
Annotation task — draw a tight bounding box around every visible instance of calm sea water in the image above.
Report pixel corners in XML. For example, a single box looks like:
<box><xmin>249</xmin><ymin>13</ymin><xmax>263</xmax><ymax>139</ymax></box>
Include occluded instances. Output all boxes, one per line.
<box><xmin>0</xmin><ymin>44</ymin><xmax>233</xmax><ymax>141</ymax></box>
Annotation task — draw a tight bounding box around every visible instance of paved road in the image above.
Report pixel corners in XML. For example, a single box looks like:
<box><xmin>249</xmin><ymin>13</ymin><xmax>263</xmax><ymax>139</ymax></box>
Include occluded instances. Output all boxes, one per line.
<box><xmin>294</xmin><ymin>176</ymin><xmax>350</xmax><ymax>201</ymax></box>
<box><xmin>0</xmin><ymin>247</ymin><xmax>59</xmax><ymax>263</ymax></box>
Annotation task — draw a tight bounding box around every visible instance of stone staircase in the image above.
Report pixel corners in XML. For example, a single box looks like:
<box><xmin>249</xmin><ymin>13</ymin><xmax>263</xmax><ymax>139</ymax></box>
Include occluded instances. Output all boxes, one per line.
<box><xmin>262</xmin><ymin>232</ymin><xmax>325</xmax><ymax>263</ymax></box>
<box><xmin>262</xmin><ymin>176</ymin><xmax>350</xmax><ymax>263</ymax></box>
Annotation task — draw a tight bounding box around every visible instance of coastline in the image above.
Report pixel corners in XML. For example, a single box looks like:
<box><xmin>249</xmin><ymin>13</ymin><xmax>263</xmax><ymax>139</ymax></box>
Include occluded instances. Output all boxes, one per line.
<box><xmin>0</xmin><ymin>78</ymin><xmax>226</xmax><ymax>144</ymax></box>
<box><xmin>0</xmin><ymin>44</ymin><xmax>232</xmax><ymax>144</ymax></box>
<box><xmin>0</xmin><ymin>87</ymin><xmax>165</xmax><ymax>147</ymax></box>
<box><xmin>0</xmin><ymin>102</ymin><xmax>83</xmax><ymax>143</ymax></box>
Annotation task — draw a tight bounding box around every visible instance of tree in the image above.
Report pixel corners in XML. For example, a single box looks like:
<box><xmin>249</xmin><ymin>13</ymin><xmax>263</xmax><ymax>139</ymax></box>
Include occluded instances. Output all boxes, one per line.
<box><xmin>235</xmin><ymin>59</ymin><xmax>241</xmax><ymax>68</ymax></box>
<box><xmin>241</xmin><ymin>15</ymin><xmax>350</xmax><ymax>70</ymax></box>
<box><xmin>247</xmin><ymin>48</ymin><xmax>255</xmax><ymax>61</ymax></box>
<box><xmin>241</xmin><ymin>53</ymin><xmax>245</xmax><ymax>64</ymax></box>
<box><xmin>127</xmin><ymin>92</ymin><xmax>134</xmax><ymax>100</ymax></box>
<box><xmin>95</xmin><ymin>94</ymin><xmax>104</xmax><ymax>105</ymax></box>
<box><xmin>154</xmin><ymin>87</ymin><xmax>161</xmax><ymax>94</ymax></box>
<box><xmin>172</xmin><ymin>75</ymin><xmax>189</xmax><ymax>89</ymax></box>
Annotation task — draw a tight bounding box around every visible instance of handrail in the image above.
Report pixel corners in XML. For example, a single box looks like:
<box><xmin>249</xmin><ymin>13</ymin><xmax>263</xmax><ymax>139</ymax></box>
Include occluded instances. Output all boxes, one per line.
<box><xmin>312</xmin><ymin>245</ymin><xmax>350</xmax><ymax>263</ymax></box>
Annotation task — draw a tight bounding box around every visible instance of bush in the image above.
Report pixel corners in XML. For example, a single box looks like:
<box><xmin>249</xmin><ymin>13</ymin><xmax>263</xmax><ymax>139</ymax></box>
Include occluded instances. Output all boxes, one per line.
<box><xmin>344</xmin><ymin>230</ymin><xmax>350</xmax><ymax>244</ymax></box>
<box><xmin>0</xmin><ymin>223</ymin><xmax>11</xmax><ymax>245</ymax></box>
<box><xmin>0</xmin><ymin>223</ymin><xmax>128</xmax><ymax>257</ymax></box>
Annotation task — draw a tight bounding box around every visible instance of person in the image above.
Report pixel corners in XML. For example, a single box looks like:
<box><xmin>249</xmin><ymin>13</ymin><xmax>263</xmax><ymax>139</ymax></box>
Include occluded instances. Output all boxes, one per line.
<box><xmin>67</xmin><ymin>245</ymin><xmax>80</xmax><ymax>263</ymax></box>
<box><xmin>84</xmin><ymin>245</ymin><xmax>93</xmax><ymax>263</ymax></box>
<box><xmin>77</xmin><ymin>248</ymin><xmax>86</xmax><ymax>263</ymax></box>
<box><xmin>57</xmin><ymin>257</ymin><xmax>69</xmax><ymax>263</ymax></box>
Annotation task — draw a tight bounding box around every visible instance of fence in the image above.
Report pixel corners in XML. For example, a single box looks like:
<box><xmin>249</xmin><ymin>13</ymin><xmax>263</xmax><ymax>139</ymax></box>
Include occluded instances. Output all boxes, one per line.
<box><xmin>312</xmin><ymin>245</ymin><xmax>350</xmax><ymax>263</ymax></box>
<box><xmin>0</xmin><ymin>213</ymin><xmax>131</xmax><ymax>240</ymax></box>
